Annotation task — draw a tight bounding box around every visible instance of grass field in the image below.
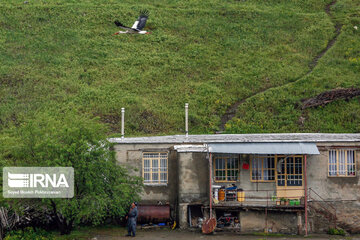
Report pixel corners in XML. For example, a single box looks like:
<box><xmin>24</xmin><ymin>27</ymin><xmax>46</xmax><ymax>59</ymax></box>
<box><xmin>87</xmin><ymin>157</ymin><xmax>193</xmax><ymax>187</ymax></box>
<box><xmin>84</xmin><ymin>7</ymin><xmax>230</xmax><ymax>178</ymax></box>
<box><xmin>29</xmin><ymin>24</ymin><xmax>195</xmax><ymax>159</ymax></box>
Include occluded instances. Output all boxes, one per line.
<box><xmin>0</xmin><ymin>0</ymin><xmax>359</xmax><ymax>136</ymax></box>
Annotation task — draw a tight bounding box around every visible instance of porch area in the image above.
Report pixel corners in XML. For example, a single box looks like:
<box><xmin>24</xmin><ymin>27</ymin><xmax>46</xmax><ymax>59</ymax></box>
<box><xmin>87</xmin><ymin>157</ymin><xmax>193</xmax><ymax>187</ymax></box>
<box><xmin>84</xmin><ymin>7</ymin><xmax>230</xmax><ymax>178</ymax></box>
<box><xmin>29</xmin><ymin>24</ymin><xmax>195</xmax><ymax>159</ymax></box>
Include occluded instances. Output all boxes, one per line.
<box><xmin>212</xmin><ymin>189</ymin><xmax>305</xmax><ymax>210</ymax></box>
<box><xmin>205</xmin><ymin>142</ymin><xmax>320</xmax><ymax>234</ymax></box>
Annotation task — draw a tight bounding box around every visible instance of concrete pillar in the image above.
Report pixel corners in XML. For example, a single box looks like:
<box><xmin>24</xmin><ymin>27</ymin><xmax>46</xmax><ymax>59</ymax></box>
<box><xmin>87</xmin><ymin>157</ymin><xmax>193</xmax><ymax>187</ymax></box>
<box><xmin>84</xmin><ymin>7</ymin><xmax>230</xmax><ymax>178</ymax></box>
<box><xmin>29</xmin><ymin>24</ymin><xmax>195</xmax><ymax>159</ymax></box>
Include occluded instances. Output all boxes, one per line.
<box><xmin>179</xmin><ymin>203</ymin><xmax>189</xmax><ymax>229</ymax></box>
<box><xmin>297</xmin><ymin>211</ymin><xmax>303</xmax><ymax>235</ymax></box>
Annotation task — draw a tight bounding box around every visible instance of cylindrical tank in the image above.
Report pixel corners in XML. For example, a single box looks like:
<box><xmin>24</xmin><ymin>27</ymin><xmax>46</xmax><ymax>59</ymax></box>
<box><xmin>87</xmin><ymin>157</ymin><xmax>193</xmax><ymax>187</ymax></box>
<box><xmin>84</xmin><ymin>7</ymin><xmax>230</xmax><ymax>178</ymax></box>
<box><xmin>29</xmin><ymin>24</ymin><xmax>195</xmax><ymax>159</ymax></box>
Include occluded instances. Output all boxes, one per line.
<box><xmin>212</xmin><ymin>185</ymin><xmax>221</xmax><ymax>201</ymax></box>
<box><xmin>137</xmin><ymin>205</ymin><xmax>171</xmax><ymax>223</ymax></box>
<box><xmin>219</xmin><ymin>189</ymin><xmax>225</xmax><ymax>201</ymax></box>
<box><xmin>237</xmin><ymin>191</ymin><xmax>245</xmax><ymax>202</ymax></box>
<box><xmin>214</xmin><ymin>188</ymin><xmax>219</xmax><ymax>200</ymax></box>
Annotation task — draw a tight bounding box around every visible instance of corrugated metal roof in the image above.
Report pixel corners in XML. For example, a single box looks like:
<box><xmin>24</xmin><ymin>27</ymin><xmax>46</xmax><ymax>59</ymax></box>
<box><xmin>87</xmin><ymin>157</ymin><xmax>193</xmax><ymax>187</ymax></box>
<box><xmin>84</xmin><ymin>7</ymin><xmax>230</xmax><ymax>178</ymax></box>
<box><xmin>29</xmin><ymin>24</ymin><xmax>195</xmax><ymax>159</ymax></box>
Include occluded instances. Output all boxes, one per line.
<box><xmin>208</xmin><ymin>143</ymin><xmax>320</xmax><ymax>154</ymax></box>
<box><xmin>109</xmin><ymin>133</ymin><xmax>360</xmax><ymax>144</ymax></box>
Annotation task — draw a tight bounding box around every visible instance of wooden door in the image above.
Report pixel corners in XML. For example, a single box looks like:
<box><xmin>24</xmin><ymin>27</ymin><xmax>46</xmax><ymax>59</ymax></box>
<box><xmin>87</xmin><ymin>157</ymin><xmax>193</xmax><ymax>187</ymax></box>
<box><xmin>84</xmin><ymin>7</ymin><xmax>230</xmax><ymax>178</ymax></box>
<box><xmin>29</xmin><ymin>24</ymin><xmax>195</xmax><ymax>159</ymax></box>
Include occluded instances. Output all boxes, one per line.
<box><xmin>276</xmin><ymin>155</ymin><xmax>304</xmax><ymax>199</ymax></box>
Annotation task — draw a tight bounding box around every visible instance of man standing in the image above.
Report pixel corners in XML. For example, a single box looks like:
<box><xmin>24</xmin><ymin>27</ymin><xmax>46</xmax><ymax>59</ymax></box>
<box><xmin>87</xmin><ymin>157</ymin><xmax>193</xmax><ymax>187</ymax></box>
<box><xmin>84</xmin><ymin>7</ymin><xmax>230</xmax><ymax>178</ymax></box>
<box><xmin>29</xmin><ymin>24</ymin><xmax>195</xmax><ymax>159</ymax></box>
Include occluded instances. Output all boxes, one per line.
<box><xmin>126</xmin><ymin>202</ymin><xmax>138</xmax><ymax>237</ymax></box>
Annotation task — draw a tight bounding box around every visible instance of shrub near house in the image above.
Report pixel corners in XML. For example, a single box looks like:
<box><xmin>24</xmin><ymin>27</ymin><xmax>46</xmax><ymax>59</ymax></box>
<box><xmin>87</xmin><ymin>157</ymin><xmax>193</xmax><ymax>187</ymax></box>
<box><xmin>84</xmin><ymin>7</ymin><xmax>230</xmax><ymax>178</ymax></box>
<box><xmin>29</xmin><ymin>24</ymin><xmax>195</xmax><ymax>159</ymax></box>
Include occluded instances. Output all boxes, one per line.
<box><xmin>1</xmin><ymin>111</ymin><xmax>143</xmax><ymax>235</ymax></box>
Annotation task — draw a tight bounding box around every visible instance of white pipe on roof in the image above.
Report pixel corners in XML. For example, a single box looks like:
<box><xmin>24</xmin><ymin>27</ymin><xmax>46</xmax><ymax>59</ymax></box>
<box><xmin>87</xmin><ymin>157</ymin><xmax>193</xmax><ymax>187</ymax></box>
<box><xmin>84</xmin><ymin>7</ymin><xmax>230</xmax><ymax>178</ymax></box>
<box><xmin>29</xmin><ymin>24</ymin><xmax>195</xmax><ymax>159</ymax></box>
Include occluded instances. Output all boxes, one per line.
<box><xmin>185</xmin><ymin>103</ymin><xmax>189</xmax><ymax>138</ymax></box>
<box><xmin>121</xmin><ymin>108</ymin><xmax>125</xmax><ymax>139</ymax></box>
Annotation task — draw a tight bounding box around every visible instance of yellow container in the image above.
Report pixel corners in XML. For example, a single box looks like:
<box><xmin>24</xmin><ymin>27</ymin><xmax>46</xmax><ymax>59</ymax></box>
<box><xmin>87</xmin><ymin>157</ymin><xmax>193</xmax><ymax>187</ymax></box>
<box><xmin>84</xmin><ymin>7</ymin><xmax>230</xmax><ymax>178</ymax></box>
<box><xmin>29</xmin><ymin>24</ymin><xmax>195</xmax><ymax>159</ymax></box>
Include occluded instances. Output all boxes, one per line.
<box><xmin>237</xmin><ymin>191</ymin><xmax>245</xmax><ymax>202</ymax></box>
<box><xmin>219</xmin><ymin>189</ymin><xmax>225</xmax><ymax>201</ymax></box>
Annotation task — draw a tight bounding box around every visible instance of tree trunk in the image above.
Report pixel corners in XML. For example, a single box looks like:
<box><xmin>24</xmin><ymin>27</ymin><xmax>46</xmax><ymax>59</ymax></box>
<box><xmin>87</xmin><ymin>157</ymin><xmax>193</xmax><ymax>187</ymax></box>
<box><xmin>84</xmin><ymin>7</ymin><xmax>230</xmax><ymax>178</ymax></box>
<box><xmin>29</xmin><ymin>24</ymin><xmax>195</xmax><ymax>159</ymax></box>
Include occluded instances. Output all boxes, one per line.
<box><xmin>0</xmin><ymin>225</ymin><xmax>3</xmax><ymax>240</ymax></box>
<box><xmin>50</xmin><ymin>200</ymin><xmax>73</xmax><ymax>235</ymax></box>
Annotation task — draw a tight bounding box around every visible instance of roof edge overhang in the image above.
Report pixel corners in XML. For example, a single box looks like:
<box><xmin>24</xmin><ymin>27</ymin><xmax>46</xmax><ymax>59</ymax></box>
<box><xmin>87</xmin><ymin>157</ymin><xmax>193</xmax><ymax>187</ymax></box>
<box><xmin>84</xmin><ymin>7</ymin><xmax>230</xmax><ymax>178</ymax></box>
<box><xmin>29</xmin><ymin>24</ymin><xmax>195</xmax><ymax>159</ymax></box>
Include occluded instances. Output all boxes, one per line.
<box><xmin>174</xmin><ymin>144</ymin><xmax>208</xmax><ymax>153</ymax></box>
<box><xmin>108</xmin><ymin>133</ymin><xmax>360</xmax><ymax>145</ymax></box>
<box><xmin>208</xmin><ymin>142</ymin><xmax>320</xmax><ymax>155</ymax></box>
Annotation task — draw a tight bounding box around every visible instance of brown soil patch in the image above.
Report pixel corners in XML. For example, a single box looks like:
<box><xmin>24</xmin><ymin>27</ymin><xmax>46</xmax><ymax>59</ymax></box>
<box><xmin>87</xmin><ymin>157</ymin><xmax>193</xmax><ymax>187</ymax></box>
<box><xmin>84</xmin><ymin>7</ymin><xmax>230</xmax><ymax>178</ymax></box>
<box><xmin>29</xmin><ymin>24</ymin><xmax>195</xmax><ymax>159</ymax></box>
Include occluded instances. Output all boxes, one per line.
<box><xmin>301</xmin><ymin>88</ymin><xmax>360</xmax><ymax>110</ymax></box>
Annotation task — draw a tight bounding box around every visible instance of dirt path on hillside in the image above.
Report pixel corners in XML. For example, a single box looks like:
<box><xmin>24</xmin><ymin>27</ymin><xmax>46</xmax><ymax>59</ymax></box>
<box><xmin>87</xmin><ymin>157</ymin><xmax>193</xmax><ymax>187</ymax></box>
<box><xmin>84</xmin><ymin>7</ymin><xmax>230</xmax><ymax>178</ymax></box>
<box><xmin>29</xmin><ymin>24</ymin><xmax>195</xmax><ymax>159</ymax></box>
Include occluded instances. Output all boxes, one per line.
<box><xmin>219</xmin><ymin>0</ymin><xmax>342</xmax><ymax>131</ymax></box>
<box><xmin>309</xmin><ymin>0</ymin><xmax>342</xmax><ymax>70</ymax></box>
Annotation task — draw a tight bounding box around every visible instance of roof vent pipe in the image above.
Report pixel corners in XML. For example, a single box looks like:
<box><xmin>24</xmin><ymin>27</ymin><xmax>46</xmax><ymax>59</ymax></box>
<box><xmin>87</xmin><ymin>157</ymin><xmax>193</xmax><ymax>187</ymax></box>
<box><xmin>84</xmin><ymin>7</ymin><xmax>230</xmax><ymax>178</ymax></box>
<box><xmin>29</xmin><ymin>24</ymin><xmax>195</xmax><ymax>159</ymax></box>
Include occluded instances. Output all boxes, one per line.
<box><xmin>185</xmin><ymin>103</ymin><xmax>189</xmax><ymax>137</ymax></box>
<box><xmin>121</xmin><ymin>107</ymin><xmax>125</xmax><ymax>139</ymax></box>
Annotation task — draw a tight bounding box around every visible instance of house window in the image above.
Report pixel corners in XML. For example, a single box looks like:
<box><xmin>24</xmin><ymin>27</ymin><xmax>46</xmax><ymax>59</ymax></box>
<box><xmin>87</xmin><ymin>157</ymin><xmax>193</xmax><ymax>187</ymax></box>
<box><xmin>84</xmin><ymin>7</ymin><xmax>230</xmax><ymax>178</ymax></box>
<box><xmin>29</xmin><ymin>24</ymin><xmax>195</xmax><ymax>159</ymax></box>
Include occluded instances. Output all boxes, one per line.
<box><xmin>251</xmin><ymin>155</ymin><xmax>275</xmax><ymax>182</ymax></box>
<box><xmin>214</xmin><ymin>154</ymin><xmax>239</xmax><ymax>182</ymax></box>
<box><xmin>143</xmin><ymin>152</ymin><xmax>168</xmax><ymax>184</ymax></box>
<box><xmin>277</xmin><ymin>156</ymin><xmax>303</xmax><ymax>186</ymax></box>
<box><xmin>329</xmin><ymin>149</ymin><xmax>356</xmax><ymax>177</ymax></box>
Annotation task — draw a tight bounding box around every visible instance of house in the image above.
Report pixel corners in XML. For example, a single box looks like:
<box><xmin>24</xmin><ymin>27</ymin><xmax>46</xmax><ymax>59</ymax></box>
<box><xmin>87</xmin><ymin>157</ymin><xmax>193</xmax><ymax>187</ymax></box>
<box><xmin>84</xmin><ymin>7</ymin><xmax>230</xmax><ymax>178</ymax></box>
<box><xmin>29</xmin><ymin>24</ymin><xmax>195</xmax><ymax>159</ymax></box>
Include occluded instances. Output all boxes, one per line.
<box><xmin>109</xmin><ymin>133</ymin><xmax>360</xmax><ymax>234</ymax></box>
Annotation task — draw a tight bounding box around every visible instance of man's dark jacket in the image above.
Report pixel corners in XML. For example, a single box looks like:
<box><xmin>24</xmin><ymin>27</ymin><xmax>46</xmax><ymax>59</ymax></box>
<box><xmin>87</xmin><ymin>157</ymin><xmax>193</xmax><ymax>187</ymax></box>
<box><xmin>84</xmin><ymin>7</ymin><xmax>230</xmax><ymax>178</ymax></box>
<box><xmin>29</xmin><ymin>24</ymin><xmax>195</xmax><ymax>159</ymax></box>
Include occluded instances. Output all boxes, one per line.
<box><xmin>128</xmin><ymin>206</ymin><xmax>138</xmax><ymax>225</ymax></box>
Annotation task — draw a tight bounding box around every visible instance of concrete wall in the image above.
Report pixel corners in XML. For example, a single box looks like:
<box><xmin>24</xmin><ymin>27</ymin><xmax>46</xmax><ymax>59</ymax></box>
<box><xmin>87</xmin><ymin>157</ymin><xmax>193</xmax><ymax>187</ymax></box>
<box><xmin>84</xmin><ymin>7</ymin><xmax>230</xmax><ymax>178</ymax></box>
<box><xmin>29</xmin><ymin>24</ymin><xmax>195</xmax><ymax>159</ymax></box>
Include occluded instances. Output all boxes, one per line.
<box><xmin>113</xmin><ymin>143</ymin><xmax>178</xmax><ymax>204</ymax></box>
<box><xmin>113</xmin><ymin>141</ymin><xmax>360</xmax><ymax>232</ymax></box>
<box><xmin>113</xmin><ymin>143</ymin><xmax>360</xmax><ymax>202</ymax></box>
<box><xmin>178</xmin><ymin>152</ymin><xmax>209</xmax><ymax>203</ymax></box>
<box><xmin>113</xmin><ymin>143</ymin><xmax>210</xmax><ymax>228</ymax></box>
<box><xmin>307</xmin><ymin>143</ymin><xmax>360</xmax><ymax>200</ymax></box>
<box><xmin>306</xmin><ymin>143</ymin><xmax>360</xmax><ymax>233</ymax></box>
<box><xmin>177</xmin><ymin>152</ymin><xmax>209</xmax><ymax>229</ymax></box>
<box><xmin>239</xmin><ymin>210</ymin><xmax>299</xmax><ymax>233</ymax></box>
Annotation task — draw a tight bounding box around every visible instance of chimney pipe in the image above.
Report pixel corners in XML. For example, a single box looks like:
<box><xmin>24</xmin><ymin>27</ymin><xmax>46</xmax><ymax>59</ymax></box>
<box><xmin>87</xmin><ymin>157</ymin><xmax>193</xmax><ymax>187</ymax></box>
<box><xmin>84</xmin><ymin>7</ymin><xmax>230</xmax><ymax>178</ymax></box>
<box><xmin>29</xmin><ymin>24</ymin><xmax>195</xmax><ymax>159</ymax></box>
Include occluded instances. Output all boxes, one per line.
<box><xmin>185</xmin><ymin>103</ymin><xmax>189</xmax><ymax>137</ymax></box>
<box><xmin>121</xmin><ymin>107</ymin><xmax>125</xmax><ymax>139</ymax></box>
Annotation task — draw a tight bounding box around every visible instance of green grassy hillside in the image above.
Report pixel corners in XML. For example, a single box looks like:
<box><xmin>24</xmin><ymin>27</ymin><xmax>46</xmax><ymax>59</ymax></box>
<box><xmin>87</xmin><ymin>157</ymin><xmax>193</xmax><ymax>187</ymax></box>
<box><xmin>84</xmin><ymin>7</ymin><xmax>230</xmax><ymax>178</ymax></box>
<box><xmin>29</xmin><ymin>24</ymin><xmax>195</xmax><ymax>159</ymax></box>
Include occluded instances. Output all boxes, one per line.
<box><xmin>0</xmin><ymin>0</ymin><xmax>359</xmax><ymax>136</ymax></box>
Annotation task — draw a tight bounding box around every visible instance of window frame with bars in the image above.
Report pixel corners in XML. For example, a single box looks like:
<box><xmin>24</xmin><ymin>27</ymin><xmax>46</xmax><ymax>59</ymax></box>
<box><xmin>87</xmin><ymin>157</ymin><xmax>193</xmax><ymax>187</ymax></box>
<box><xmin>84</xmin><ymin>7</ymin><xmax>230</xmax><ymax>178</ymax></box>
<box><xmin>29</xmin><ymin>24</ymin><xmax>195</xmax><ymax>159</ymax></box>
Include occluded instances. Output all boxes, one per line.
<box><xmin>142</xmin><ymin>152</ymin><xmax>168</xmax><ymax>185</ymax></box>
<box><xmin>213</xmin><ymin>154</ymin><xmax>240</xmax><ymax>182</ymax></box>
<box><xmin>250</xmin><ymin>155</ymin><xmax>276</xmax><ymax>182</ymax></box>
<box><xmin>328</xmin><ymin>149</ymin><xmax>356</xmax><ymax>177</ymax></box>
<box><xmin>276</xmin><ymin>155</ymin><xmax>304</xmax><ymax>187</ymax></box>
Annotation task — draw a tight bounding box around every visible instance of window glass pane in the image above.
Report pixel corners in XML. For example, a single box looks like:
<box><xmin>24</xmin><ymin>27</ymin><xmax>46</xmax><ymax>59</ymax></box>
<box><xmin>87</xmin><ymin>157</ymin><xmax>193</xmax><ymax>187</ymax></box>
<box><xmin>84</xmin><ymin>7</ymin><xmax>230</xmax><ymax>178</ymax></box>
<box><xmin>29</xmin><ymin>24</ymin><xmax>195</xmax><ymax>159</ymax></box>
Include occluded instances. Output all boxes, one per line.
<box><xmin>253</xmin><ymin>157</ymin><xmax>262</xmax><ymax>180</ymax></box>
<box><xmin>160</xmin><ymin>172</ymin><xmax>167</xmax><ymax>182</ymax></box>
<box><xmin>263</xmin><ymin>158</ymin><xmax>268</xmax><ymax>168</ymax></box>
<box><xmin>268</xmin><ymin>169</ymin><xmax>275</xmax><ymax>180</ymax></box>
<box><xmin>338</xmin><ymin>150</ymin><xmax>346</xmax><ymax>175</ymax></box>
<box><xmin>330</xmin><ymin>151</ymin><xmax>335</xmax><ymax>163</ymax></box>
<box><xmin>152</xmin><ymin>159</ymin><xmax>158</xmax><ymax>171</ymax></box>
<box><xmin>329</xmin><ymin>150</ymin><xmax>337</xmax><ymax>176</ymax></box>
<box><xmin>270</xmin><ymin>157</ymin><xmax>275</xmax><ymax>168</ymax></box>
<box><xmin>144</xmin><ymin>159</ymin><xmax>150</xmax><ymax>172</ymax></box>
<box><xmin>143</xmin><ymin>153</ymin><xmax>168</xmax><ymax>183</ymax></box>
<box><xmin>152</xmin><ymin>172</ymin><xmax>159</xmax><ymax>181</ymax></box>
<box><xmin>214</xmin><ymin>154</ymin><xmax>239</xmax><ymax>182</ymax></box>
<box><xmin>252</xmin><ymin>158</ymin><xmax>257</xmax><ymax>168</ymax></box>
<box><xmin>216</xmin><ymin>159</ymin><xmax>225</xmax><ymax>170</ymax></box>
<box><xmin>328</xmin><ymin>150</ymin><xmax>356</xmax><ymax>177</ymax></box>
<box><xmin>152</xmin><ymin>159</ymin><xmax>159</xmax><ymax>181</ymax></box>
<box><xmin>277</xmin><ymin>157</ymin><xmax>285</xmax><ymax>185</ymax></box>
<box><xmin>263</xmin><ymin>158</ymin><xmax>268</xmax><ymax>180</ymax></box>
<box><xmin>252</xmin><ymin>155</ymin><xmax>275</xmax><ymax>181</ymax></box>
<box><xmin>277</xmin><ymin>174</ymin><xmax>285</xmax><ymax>186</ymax></box>
<box><xmin>227</xmin><ymin>170</ymin><xmax>232</xmax><ymax>181</ymax></box>
<box><xmin>160</xmin><ymin>158</ymin><xmax>167</xmax><ymax>172</ymax></box>
<box><xmin>221</xmin><ymin>170</ymin><xmax>226</xmax><ymax>180</ymax></box>
<box><xmin>295</xmin><ymin>157</ymin><xmax>302</xmax><ymax>174</ymax></box>
<box><xmin>287</xmin><ymin>157</ymin><xmax>293</xmax><ymax>175</ymax></box>
<box><xmin>216</xmin><ymin>170</ymin><xmax>226</xmax><ymax>181</ymax></box>
<box><xmin>347</xmin><ymin>150</ymin><xmax>355</xmax><ymax>175</ymax></box>
<box><xmin>144</xmin><ymin>173</ymin><xmax>150</xmax><ymax>181</ymax></box>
